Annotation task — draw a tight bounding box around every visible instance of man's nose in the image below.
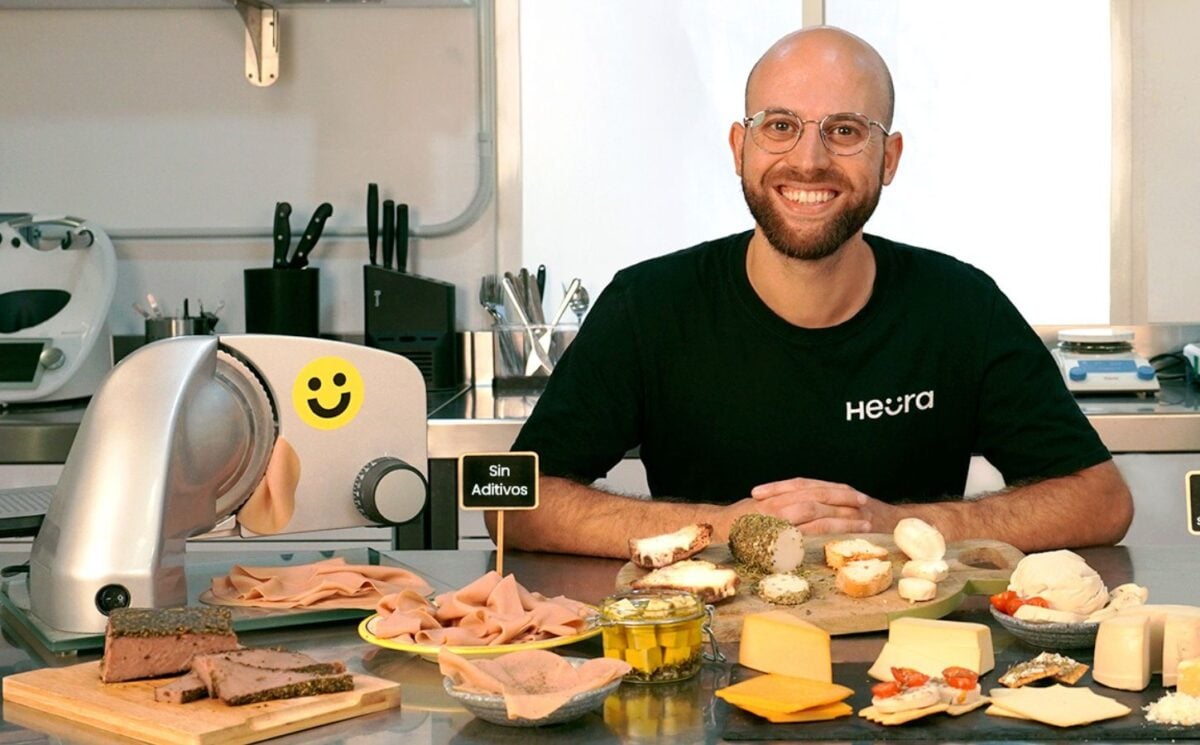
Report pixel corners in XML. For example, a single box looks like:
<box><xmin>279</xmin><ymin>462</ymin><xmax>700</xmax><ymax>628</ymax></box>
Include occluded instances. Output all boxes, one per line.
<box><xmin>786</xmin><ymin>122</ymin><xmax>832</xmax><ymax>169</ymax></box>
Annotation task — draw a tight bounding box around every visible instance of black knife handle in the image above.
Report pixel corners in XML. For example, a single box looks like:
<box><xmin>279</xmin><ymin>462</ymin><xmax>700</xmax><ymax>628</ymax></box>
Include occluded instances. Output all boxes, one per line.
<box><xmin>367</xmin><ymin>183</ymin><xmax>379</xmax><ymax>266</ymax></box>
<box><xmin>289</xmin><ymin>202</ymin><xmax>333</xmax><ymax>269</ymax></box>
<box><xmin>381</xmin><ymin>199</ymin><xmax>395</xmax><ymax>270</ymax></box>
<box><xmin>395</xmin><ymin>203</ymin><xmax>409</xmax><ymax>273</ymax></box>
<box><xmin>273</xmin><ymin>202</ymin><xmax>292</xmax><ymax>268</ymax></box>
<box><xmin>536</xmin><ymin>263</ymin><xmax>546</xmax><ymax>298</ymax></box>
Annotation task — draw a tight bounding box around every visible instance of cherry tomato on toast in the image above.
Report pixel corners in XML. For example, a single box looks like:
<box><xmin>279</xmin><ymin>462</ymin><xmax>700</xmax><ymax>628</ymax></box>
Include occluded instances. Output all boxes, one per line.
<box><xmin>891</xmin><ymin>667</ymin><xmax>930</xmax><ymax>688</ymax></box>
<box><xmin>871</xmin><ymin>681</ymin><xmax>903</xmax><ymax>698</ymax></box>
<box><xmin>942</xmin><ymin>666</ymin><xmax>979</xmax><ymax>690</ymax></box>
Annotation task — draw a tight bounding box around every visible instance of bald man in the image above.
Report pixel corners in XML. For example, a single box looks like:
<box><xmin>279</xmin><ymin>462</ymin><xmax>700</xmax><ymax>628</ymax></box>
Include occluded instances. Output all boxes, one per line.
<box><xmin>498</xmin><ymin>27</ymin><xmax>1132</xmax><ymax>556</ymax></box>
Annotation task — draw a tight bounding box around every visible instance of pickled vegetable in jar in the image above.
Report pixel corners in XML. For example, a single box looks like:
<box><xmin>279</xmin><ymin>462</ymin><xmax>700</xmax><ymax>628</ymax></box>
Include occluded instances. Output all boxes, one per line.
<box><xmin>598</xmin><ymin>589</ymin><xmax>712</xmax><ymax>683</ymax></box>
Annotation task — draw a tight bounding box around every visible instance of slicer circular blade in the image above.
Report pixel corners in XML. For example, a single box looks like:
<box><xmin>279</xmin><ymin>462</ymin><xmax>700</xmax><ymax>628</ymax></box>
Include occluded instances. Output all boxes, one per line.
<box><xmin>212</xmin><ymin>346</ymin><xmax>277</xmax><ymax>521</ymax></box>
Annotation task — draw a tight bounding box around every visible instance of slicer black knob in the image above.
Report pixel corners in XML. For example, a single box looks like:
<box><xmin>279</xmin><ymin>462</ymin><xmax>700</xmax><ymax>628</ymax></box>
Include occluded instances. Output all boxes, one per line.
<box><xmin>353</xmin><ymin>457</ymin><xmax>428</xmax><ymax>525</ymax></box>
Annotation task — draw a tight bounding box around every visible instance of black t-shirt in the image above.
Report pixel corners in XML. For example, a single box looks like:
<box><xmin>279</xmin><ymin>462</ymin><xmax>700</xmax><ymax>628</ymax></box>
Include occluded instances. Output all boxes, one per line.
<box><xmin>512</xmin><ymin>231</ymin><xmax>1111</xmax><ymax>505</ymax></box>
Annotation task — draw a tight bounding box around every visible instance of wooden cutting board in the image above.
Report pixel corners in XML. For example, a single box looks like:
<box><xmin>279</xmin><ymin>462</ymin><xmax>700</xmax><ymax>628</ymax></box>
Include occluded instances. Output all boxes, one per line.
<box><xmin>2</xmin><ymin>661</ymin><xmax>401</xmax><ymax>745</ymax></box>
<box><xmin>615</xmin><ymin>533</ymin><xmax>1022</xmax><ymax>641</ymax></box>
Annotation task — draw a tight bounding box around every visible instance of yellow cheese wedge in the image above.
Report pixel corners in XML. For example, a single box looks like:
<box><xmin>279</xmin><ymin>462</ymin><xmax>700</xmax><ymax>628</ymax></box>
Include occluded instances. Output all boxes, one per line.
<box><xmin>733</xmin><ymin>701</ymin><xmax>853</xmax><ymax>723</ymax></box>
<box><xmin>1178</xmin><ymin>658</ymin><xmax>1200</xmax><ymax>697</ymax></box>
<box><xmin>984</xmin><ymin>685</ymin><xmax>1130</xmax><ymax>727</ymax></box>
<box><xmin>1094</xmin><ymin>613</ymin><xmax>1152</xmax><ymax>691</ymax></box>
<box><xmin>715</xmin><ymin>673</ymin><xmax>852</xmax><ymax>715</ymax></box>
<box><xmin>738</xmin><ymin>611</ymin><xmax>832</xmax><ymax>682</ymax></box>
<box><xmin>885</xmin><ymin>617</ymin><xmax>995</xmax><ymax>672</ymax></box>
<box><xmin>868</xmin><ymin>640</ymin><xmax>993</xmax><ymax>681</ymax></box>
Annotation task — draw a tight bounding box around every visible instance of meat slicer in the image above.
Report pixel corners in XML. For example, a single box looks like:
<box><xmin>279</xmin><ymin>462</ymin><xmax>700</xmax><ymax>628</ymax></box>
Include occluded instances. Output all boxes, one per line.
<box><xmin>28</xmin><ymin>334</ymin><xmax>430</xmax><ymax>634</ymax></box>
<box><xmin>0</xmin><ymin>214</ymin><xmax>115</xmax><ymax>404</ymax></box>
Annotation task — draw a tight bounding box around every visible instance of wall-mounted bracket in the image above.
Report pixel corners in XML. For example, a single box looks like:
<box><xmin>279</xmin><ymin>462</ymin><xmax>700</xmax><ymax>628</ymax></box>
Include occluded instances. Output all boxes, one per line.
<box><xmin>233</xmin><ymin>1</ymin><xmax>279</xmax><ymax>87</ymax></box>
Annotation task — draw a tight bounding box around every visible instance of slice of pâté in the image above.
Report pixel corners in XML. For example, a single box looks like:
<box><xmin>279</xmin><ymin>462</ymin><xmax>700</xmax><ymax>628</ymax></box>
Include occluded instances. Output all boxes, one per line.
<box><xmin>101</xmin><ymin>606</ymin><xmax>239</xmax><ymax>683</ymax></box>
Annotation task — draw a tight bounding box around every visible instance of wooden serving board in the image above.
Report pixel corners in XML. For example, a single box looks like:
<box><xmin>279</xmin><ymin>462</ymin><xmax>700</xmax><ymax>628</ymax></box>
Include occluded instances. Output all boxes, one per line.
<box><xmin>2</xmin><ymin>661</ymin><xmax>401</xmax><ymax>745</ymax></box>
<box><xmin>616</xmin><ymin>533</ymin><xmax>1022</xmax><ymax>641</ymax></box>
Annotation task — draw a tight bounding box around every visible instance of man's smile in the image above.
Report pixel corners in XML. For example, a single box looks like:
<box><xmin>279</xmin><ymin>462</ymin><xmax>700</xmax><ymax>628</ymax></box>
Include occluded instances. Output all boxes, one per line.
<box><xmin>780</xmin><ymin>187</ymin><xmax>837</xmax><ymax>205</ymax></box>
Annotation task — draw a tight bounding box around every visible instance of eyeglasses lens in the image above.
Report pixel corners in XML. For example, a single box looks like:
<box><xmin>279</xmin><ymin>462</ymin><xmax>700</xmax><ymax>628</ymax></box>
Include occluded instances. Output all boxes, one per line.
<box><xmin>749</xmin><ymin>112</ymin><xmax>873</xmax><ymax>156</ymax></box>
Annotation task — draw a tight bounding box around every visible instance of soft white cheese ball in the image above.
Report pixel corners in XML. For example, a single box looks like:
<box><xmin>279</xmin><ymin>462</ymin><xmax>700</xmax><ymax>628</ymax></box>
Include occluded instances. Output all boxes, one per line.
<box><xmin>893</xmin><ymin>518</ymin><xmax>946</xmax><ymax>561</ymax></box>
<box><xmin>1007</xmin><ymin>550</ymin><xmax>1108</xmax><ymax>615</ymax></box>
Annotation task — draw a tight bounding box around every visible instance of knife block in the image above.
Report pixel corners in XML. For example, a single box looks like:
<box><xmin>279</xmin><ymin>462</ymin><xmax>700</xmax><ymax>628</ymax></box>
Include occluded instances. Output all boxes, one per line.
<box><xmin>363</xmin><ymin>265</ymin><xmax>461</xmax><ymax>390</ymax></box>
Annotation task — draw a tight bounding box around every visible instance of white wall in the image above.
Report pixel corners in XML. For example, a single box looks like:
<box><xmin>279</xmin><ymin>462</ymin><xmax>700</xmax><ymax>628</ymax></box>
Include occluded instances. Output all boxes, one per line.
<box><xmin>1</xmin><ymin>6</ymin><xmax>495</xmax><ymax>336</ymax></box>
<box><xmin>1133</xmin><ymin>0</ymin><xmax>1200</xmax><ymax>323</ymax></box>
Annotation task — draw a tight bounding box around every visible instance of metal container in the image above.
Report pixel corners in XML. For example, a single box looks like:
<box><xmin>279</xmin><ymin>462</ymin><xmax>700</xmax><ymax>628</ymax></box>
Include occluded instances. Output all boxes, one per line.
<box><xmin>598</xmin><ymin>588</ymin><xmax>718</xmax><ymax>683</ymax></box>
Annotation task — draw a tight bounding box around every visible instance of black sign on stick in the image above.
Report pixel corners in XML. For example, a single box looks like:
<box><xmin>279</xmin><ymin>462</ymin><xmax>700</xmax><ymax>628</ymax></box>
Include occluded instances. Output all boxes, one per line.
<box><xmin>1188</xmin><ymin>471</ymin><xmax>1200</xmax><ymax>536</ymax></box>
<box><xmin>459</xmin><ymin>452</ymin><xmax>539</xmax><ymax>510</ymax></box>
<box><xmin>458</xmin><ymin>452</ymin><xmax>539</xmax><ymax>577</ymax></box>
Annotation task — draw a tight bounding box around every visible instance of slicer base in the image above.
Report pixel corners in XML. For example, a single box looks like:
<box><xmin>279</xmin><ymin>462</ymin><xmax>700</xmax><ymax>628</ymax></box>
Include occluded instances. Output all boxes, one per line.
<box><xmin>0</xmin><ymin>547</ymin><xmax>400</xmax><ymax>654</ymax></box>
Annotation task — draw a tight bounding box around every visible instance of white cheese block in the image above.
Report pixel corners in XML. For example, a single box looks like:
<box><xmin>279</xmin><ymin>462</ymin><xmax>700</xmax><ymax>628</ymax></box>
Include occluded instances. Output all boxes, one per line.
<box><xmin>1094</xmin><ymin>613</ymin><xmax>1152</xmax><ymax>691</ymax></box>
<box><xmin>1114</xmin><ymin>604</ymin><xmax>1200</xmax><ymax>679</ymax></box>
<box><xmin>1164</xmin><ymin>615</ymin><xmax>1200</xmax><ymax>686</ymax></box>
<box><xmin>901</xmin><ymin>559</ymin><xmax>950</xmax><ymax>583</ymax></box>
<box><xmin>888</xmin><ymin>617</ymin><xmax>994</xmax><ymax>672</ymax></box>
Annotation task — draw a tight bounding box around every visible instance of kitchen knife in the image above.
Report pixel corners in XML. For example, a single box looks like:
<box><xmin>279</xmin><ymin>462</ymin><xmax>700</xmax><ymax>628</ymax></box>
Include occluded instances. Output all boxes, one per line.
<box><xmin>381</xmin><ymin>199</ymin><xmax>395</xmax><ymax>270</ymax></box>
<box><xmin>272</xmin><ymin>202</ymin><xmax>292</xmax><ymax>268</ymax></box>
<box><xmin>367</xmin><ymin>183</ymin><xmax>379</xmax><ymax>266</ymax></box>
<box><xmin>288</xmin><ymin>202</ymin><xmax>333</xmax><ymax>270</ymax></box>
<box><xmin>395</xmin><ymin>203</ymin><xmax>409</xmax><ymax>273</ymax></box>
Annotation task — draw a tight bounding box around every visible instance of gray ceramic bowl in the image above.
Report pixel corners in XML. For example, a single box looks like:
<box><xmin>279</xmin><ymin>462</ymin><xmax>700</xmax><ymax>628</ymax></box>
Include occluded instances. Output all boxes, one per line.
<box><xmin>442</xmin><ymin>657</ymin><xmax>621</xmax><ymax>727</ymax></box>
<box><xmin>990</xmin><ymin>606</ymin><xmax>1099</xmax><ymax>650</ymax></box>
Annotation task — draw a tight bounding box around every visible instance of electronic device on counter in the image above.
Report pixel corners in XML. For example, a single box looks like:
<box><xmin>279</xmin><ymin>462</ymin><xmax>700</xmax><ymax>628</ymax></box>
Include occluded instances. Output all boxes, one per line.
<box><xmin>1050</xmin><ymin>328</ymin><xmax>1160</xmax><ymax>394</ymax></box>
<box><xmin>0</xmin><ymin>214</ymin><xmax>115</xmax><ymax>405</ymax></box>
<box><xmin>26</xmin><ymin>334</ymin><xmax>429</xmax><ymax>634</ymax></box>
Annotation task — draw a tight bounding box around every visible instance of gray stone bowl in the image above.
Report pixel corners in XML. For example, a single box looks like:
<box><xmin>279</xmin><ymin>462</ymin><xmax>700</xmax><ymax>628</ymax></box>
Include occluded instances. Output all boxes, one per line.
<box><xmin>442</xmin><ymin>657</ymin><xmax>621</xmax><ymax>727</ymax></box>
<box><xmin>990</xmin><ymin>606</ymin><xmax>1099</xmax><ymax>650</ymax></box>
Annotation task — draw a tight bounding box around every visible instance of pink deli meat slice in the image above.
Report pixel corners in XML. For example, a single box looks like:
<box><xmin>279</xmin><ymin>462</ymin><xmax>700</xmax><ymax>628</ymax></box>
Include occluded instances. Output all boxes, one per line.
<box><xmin>372</xmin><ymin>571</ymin><xmax>592</xmax><ymax>647</ymax></box>
<box><xmin>439</xmin><ymin>649</ymin><xmax>631</xmax><ymax>720</ymax></box>
<box><xmin>208</xmin><ymin>557</ymin><xmax>433</xmax><ymax>610</ymax></box>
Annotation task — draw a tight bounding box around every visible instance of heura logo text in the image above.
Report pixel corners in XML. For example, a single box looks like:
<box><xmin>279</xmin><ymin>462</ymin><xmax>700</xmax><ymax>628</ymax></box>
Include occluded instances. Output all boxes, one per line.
<box><xmin>846</xmin><ymin>390</ymin><xmax>935</xmax><ymax>421</ymax></box>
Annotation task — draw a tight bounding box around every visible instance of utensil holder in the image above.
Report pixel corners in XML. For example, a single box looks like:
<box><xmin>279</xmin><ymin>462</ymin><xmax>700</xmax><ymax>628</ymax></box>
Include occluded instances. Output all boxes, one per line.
<box><xmin>144</xmin><ymin>317</ymin><xmax>203</xmax><ymax>343</ymax></box>
<box><xmin>493</xmin><ymin>323</ymin><xmax>578</xmax><ymax>390</ymax></box>
<box><xmin>244</xmin><ymin>268</ymin><xmax>319</xmax><ymax>337</ymax></box>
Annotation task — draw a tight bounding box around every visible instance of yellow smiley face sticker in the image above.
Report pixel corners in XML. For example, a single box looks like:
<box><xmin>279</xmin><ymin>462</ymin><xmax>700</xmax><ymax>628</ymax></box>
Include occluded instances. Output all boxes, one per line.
<box><xmin>292</xmin><ymin>356</ymin><xmax>364</xmax><ymax>430</ymax></box>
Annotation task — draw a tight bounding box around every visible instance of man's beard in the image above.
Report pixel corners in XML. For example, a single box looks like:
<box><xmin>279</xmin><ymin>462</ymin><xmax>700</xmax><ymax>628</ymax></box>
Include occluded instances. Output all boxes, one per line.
<box><xmin>742</xmin><ymin>168</ymin><xmax>882</xmax><ymax>262</ymax></box>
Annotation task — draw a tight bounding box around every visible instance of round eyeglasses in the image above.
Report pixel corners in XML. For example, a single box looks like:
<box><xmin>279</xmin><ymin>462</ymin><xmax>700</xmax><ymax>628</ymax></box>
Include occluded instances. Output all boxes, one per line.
<box><xmin>742</xmin><ymin>110</ymin><xmax>890</xmax><ymax>156</ymax></box>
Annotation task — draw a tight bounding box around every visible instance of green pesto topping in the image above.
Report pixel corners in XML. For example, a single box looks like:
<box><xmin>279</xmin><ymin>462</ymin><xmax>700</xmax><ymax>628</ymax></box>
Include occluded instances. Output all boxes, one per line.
<box><xmin>108</xmin><ymin>606</ymin><xmax>234</xmax><ymax>638</ymax></box>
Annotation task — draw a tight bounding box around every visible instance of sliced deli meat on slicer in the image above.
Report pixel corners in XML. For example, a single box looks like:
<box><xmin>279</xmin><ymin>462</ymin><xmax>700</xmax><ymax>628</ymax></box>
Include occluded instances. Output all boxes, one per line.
<box><xmin>629</xmin><ymin>523</ymin><xmax>713</xmax><ymax>569</ymax></box>
<box><xmin>208</xmin><ymin>556</ymin><xmax>433</xmax><ymax>610</ymax></box>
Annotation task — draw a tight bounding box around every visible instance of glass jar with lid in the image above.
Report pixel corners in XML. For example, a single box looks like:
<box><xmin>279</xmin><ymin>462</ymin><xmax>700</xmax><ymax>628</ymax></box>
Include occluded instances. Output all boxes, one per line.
<box><xmin>598</xmin><ymin>588</ymin><xmax>721</xmax><ymax>683</ymax></box>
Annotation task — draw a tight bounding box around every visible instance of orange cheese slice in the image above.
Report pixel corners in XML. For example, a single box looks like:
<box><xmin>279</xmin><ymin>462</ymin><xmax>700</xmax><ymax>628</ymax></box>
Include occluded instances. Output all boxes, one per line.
<box><xmin>734</xmin><ymin>701</ymin><xmax>853</xmax><ymax>723</ymax></box>
<box><xmin>715</xmin><ymin>673</ymin><xmax>853</xmax><ymax>714</ymax></box>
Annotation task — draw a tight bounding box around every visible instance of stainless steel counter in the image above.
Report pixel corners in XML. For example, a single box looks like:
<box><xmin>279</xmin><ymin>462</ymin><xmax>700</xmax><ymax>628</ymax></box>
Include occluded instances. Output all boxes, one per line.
<box><xmin>0</xmin><ymin>545</ymin><xmax>1195</xmax><ymax>744</ymax></box>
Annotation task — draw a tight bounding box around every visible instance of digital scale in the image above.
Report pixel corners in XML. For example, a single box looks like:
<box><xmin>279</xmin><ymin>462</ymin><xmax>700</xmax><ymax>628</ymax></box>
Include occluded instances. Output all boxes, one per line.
<box><xmin>1050</xmin><ymin>328</ymin><xmax>1159</xmax><ymax>395</ymax></box>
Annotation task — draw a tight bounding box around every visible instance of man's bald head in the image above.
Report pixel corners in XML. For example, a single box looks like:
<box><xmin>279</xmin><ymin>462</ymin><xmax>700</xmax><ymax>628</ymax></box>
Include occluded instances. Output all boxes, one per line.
<box><xmin>745</xmin><ymin>26</ymin><xmax>895</xmax><ymax>128</ymax></box>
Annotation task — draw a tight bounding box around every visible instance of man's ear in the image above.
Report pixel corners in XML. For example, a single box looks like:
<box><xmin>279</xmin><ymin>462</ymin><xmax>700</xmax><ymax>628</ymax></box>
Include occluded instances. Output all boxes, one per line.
<box><xmin>882</xmin><ymin>131</ymin><xmax>903</xmax><ymax>186</ymax></box>
<box><xmin>729</xmin><ymin>122</ymin><xmax>746</xmax><ymax>177</ymax></box>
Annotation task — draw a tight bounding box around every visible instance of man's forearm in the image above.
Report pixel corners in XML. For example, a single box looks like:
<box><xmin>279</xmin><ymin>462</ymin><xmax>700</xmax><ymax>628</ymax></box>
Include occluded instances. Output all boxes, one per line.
<box><xmin>485</xmin><ymin>476</ymin><xmax>748</xmax><ymax>559</ymax></box>
<box><xmin>865</xmin><ymin>461</ymin><xmax>1133</xmax><ymax>552</ymax></box>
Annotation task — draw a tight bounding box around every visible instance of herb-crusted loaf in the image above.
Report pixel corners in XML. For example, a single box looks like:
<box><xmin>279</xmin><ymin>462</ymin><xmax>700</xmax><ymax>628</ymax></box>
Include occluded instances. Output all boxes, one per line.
<box><xmin>101</xmin><ymin>606</ymin><xmax>239</xmax><ymax>683</ymax></box>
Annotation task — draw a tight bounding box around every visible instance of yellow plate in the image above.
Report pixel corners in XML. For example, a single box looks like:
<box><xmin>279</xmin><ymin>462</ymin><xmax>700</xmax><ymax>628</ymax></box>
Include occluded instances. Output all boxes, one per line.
<box><xmin>357</xmin><ymin>612</ymin><xmax>601</xmax><ymax>662</ymax></box>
